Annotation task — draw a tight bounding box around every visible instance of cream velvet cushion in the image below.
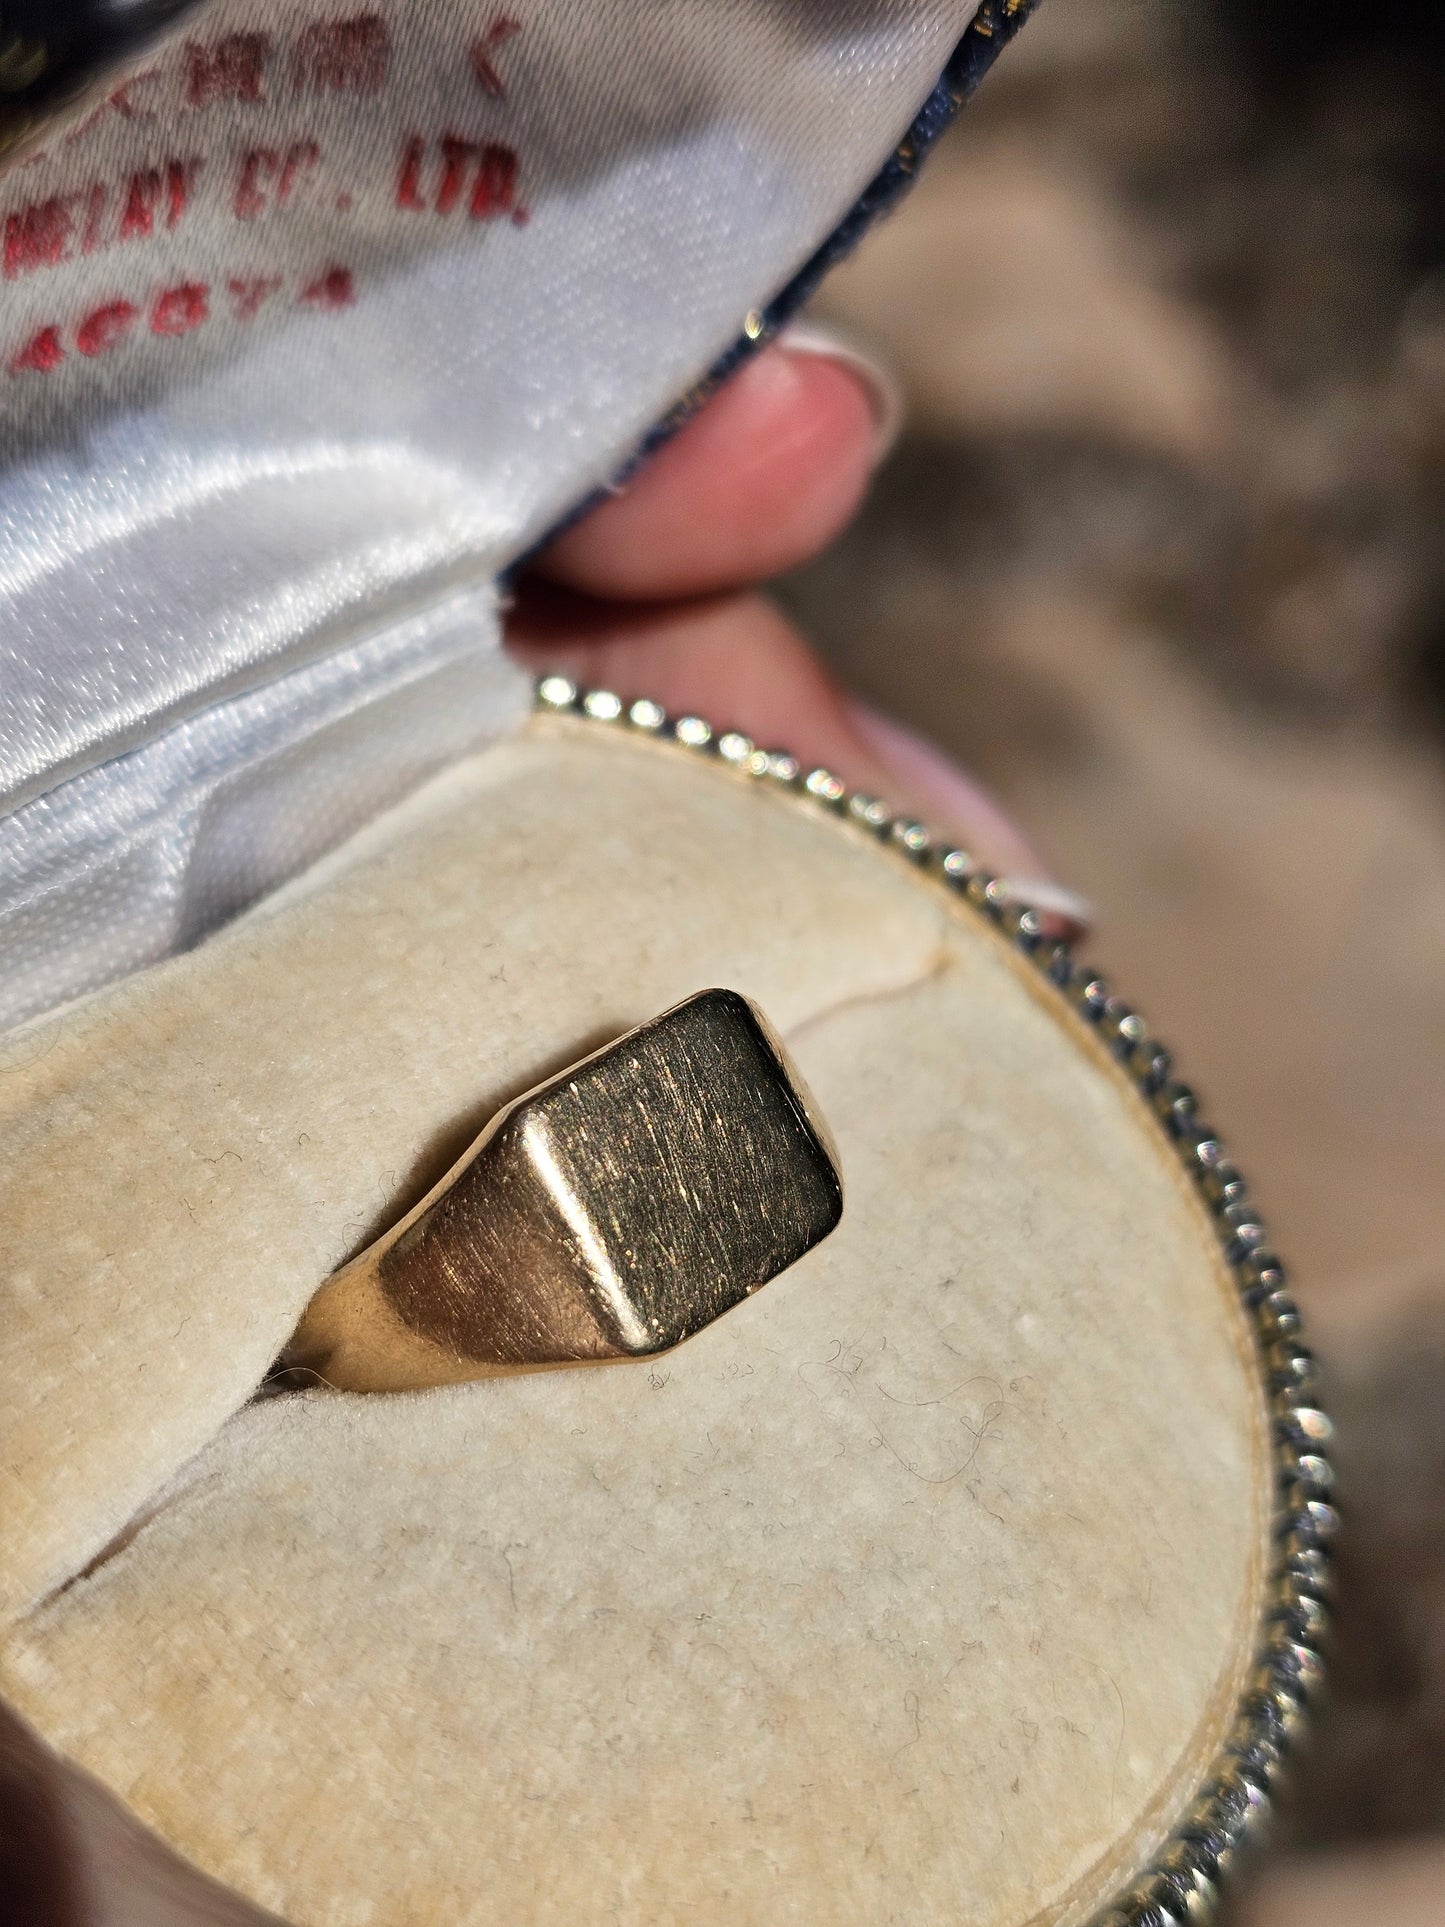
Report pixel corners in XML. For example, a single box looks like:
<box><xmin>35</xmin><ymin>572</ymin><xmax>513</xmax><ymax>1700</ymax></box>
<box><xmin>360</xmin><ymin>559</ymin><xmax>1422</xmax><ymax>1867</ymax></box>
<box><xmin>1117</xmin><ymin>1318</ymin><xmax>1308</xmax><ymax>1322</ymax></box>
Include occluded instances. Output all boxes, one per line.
<box><xmin>0</xmin><ymin>718</ymin><xmax>1269</xmax><ymax>1925</ymax></box>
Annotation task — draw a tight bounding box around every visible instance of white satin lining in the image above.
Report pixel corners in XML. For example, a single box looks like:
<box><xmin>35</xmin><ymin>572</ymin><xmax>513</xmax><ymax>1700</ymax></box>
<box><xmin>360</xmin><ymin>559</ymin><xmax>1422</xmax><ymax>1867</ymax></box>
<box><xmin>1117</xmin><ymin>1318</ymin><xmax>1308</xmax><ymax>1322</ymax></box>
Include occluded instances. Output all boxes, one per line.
<box><xmin>0</xmin><ymin>0</ymin><xmax>978</xmax><ymax>1032</ymax></box>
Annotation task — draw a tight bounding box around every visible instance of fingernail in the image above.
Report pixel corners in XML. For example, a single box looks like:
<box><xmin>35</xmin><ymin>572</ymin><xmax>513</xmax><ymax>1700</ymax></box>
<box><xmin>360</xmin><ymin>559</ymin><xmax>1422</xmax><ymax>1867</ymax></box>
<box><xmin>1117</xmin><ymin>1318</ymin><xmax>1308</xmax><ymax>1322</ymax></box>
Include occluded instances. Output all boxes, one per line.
<box><xmin>845</xmin><ymin>701</ymin><xmax>1093</xmax><ymax>938</ymax></box>
<box><xmin>990</xmin><ymin>877</ymin><xmax>1096</xmax><ymax>933</ymax></box>
<box><xmin>777</xmin><ymin>320</ymin><xmax>905</xmax><ymax>464</ymax></box>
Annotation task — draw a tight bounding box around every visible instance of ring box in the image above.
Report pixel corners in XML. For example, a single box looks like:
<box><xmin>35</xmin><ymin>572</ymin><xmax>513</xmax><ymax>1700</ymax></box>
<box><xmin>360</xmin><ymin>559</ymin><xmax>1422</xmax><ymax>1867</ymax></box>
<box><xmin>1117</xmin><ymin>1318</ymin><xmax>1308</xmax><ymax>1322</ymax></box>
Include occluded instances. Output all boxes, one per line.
<box><xmin>0</xmin><ymin>6</ymin><xmax>1328</xmax><ymax>1922</ymax></box>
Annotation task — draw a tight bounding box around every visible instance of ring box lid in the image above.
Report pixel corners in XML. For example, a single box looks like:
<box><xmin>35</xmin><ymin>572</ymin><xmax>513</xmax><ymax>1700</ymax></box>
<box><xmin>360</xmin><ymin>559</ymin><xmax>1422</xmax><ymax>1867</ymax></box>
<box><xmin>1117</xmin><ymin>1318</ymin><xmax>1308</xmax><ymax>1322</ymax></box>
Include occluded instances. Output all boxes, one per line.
<box><xmin>0</xmin><ymin>0</ymin><xmax>1030</xmax><ymax>1032</ymax></box>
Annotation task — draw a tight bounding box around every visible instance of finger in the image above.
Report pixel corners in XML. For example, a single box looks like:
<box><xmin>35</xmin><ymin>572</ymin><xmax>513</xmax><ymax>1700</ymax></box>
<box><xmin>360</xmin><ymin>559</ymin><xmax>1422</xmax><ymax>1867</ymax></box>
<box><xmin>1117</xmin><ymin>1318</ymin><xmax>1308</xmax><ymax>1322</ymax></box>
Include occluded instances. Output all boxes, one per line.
<box><xmin>0</xmin><ymin>1699</ymin><xmax>80</xmax><ymax>1926</ymax></box>
<box><xmin>842</xmin><ymin>701</ymin><xmax>1093</xmax><ymax>930</ymax></box>
<box><xmin>531</xmin><ymin>331</ymin><xmax>897</xmax><ymax>602</ymax></box>
<box><xmin>2</xmin><ymin>1693</ymin><xmax>281</xmax><ymax>1927</ymax></box>
<box><xmin>507</xmin><ymin>588</ymin><xmax>1088</xmax><ymax>935</ymax></box>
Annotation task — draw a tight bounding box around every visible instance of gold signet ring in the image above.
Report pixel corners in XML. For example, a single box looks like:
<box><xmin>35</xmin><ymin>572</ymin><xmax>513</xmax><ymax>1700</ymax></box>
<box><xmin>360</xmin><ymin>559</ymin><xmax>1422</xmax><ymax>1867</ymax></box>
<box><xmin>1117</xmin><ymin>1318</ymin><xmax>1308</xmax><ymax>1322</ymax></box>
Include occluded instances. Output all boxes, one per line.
<box><xmin>286</xmin><ymin>989</ymin><xmax>842</xmax><ymax>1393</ymax></box>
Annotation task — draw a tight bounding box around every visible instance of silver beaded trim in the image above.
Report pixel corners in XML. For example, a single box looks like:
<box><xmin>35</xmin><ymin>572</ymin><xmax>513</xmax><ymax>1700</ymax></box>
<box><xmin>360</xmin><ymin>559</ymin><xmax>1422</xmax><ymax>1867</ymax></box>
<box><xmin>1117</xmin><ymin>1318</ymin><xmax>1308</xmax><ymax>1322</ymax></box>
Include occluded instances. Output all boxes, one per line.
<box><xmin>536</xmin><ymin>675</ymin><xmax>1335</xmax><ymax>1926</ymax></box>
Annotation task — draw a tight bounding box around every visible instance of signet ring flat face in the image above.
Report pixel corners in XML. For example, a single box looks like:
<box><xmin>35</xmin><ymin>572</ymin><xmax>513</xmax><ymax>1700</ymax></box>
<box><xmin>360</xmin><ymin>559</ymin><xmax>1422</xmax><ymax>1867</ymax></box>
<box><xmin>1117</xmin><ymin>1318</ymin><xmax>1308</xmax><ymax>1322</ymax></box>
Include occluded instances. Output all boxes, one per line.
<box><xmin>286</xmin><ymin>990</ymin><xmax>843</xmax><ymax>1393</ymax></box>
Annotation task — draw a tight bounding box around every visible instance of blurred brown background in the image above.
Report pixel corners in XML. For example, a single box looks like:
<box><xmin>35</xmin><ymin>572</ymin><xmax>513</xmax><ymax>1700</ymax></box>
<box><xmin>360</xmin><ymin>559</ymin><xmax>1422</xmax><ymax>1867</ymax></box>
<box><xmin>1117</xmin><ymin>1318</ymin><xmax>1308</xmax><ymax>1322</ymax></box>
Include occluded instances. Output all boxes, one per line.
<box><xmin>781</xmin><ymin>1</ymin><xmax>1445</xmax><ymax>1920</ymax></box>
